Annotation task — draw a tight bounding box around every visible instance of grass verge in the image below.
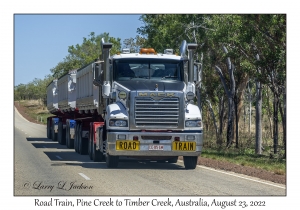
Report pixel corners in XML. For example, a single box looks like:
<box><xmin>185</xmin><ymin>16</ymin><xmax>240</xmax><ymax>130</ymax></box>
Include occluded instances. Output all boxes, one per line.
<box><xmin>15</xmin><ymin>100</ymin><xmax>53</xmax><ymax>125</ymax></box>
<box><xmin>201</xmin><ymin>148</ymin><xmax>286</xmax><ymax>175</ymax></box>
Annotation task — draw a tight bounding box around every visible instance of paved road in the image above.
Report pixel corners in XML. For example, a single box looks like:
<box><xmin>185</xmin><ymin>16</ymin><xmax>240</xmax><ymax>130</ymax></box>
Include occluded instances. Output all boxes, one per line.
<box><xmin>14</xmin><ymin>107</ymin><xmax>286</xmax><ymax>196</ymax></box>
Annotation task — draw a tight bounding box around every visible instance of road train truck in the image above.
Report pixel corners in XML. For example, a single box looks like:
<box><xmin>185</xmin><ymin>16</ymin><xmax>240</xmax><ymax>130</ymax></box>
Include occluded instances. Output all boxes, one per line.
<box><xmin>46</xmin><ymin>39</ymin><xmax>203</xmax><ymax>169</ymax></box>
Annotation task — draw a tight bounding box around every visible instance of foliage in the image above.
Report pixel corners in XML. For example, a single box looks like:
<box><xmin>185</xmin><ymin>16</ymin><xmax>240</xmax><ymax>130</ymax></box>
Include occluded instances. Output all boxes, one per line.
<box><xmin>122</xmin><ymin>35</ymin><xmax>147</xmax><ymax>53</ymax></box>
<box><xmin>137</xmin><ymin>14</ymin><xmax>286</xmax><ymax>154</ymax></box>
<box><xmin>50</xmin><ymin>32</ymin><xmax>121</xmax><ymax>78</ymax></box>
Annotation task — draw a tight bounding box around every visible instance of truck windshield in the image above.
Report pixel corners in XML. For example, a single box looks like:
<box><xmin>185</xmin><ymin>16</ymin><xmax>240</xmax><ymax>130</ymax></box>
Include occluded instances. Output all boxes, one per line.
<box><xmin>113</xmin><ymin>59</ymin><xmax>183</xmax><ymax>81</ymax></box>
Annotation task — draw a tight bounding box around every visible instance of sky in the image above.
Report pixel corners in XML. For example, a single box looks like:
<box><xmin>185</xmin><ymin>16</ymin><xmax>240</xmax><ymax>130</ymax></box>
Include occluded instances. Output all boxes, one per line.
<box><xmin>14</xmin><ymin>14</ymin><xmax>144</xmax><ymax>85</ymax></box>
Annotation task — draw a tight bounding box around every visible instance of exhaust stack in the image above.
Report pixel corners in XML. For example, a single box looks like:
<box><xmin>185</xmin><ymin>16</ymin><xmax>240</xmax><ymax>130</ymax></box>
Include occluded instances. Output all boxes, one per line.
<box><xmin>180</xmin><ymin>40</ymin><xmax>187</xmax><ymax>57</ymax></box>
<box><xmin>101</xmin><ymin>38</ymin><xmax>113</xmax><ymax>98</ymax></box>
<box><xmin>187</xmin><ymin>43</ymin><xmax>198</xmax><ymax>83</ymax></box>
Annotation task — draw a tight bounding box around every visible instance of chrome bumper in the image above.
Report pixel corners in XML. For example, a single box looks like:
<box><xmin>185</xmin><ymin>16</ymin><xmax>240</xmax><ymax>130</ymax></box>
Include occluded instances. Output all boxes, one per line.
<box><xmin>106</xmin><ymin>131</ymin><xmax>203</xmax><ymax>157</ymax></box>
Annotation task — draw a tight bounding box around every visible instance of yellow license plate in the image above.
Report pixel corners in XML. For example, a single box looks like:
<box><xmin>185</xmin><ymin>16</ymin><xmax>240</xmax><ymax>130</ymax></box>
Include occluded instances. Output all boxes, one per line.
<box><xmin>172</xmin><ymin>141</ymin><xmax>196</xmax><ymax>151</ymax></box>
<box><xmin>116</xmin><ymin>140</ymin><xmax>140</xmax><ymax>151</ymax></box>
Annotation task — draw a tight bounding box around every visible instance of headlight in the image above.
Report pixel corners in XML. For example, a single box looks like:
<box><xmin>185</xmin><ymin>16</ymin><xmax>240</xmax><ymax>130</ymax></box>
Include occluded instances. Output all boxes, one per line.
<box><xmin>109</xmin><ymin>119</ymin><xmax>128</xmax><ymax>127</ymax></box>
<box><xmin>185</xmin><ymin>120</ymin><xmax>202</xmax><ymax>127</ymax></box>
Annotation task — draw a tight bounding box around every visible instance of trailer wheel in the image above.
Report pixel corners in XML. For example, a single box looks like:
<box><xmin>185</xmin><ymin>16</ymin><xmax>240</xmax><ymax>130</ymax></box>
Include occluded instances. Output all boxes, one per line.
<box><xmin>51</xmin><ymin>121</ymin><xmax>57</xmax><ymax>141</ymax></box>
<box><xmin>67</xmin><ymin>123</ymin><xmax>74</xmax><ymax>149</ymax></box>
<box><xmin>58</xmin><ymin>120</ymin><xmax>63</xmax><ymax>144</ymax></box>
<box><xmin>61</xmin><ymin>123</ymin><xmax>66</xmax><ymax>145</ymax></box>
<box><xmin>92</xmin><ymin>142</ymin><xmax>104</xmax><ymax>162</ymax></box>
<box><xmin>183</xmin><ymin>156</ymin><xmax>198</xmax><ymax>169</ymax></box>
<box><xmin>106</xmin><ymin>153</ymin><xmax>119</xmax><ymax>168</ymax></box>
<box><xmin>66</xmin><ymin>123</ymin><xmax>70</xmax><ymax>148</ymax></box>
<box><xmin>74</xmin><ymin>123</ymin><xmax>79</xmax><ymax>153</ymax></box>
<box><xmin>47</xmin><ymin>118</ymin><xmax>51</xmax><ymax>139</ymax></box>
<box><xmin>78</xmin><ymin>123</ymin><xmax>88</xmax><ymax>155</ymax></box>
<box><xmin>168</xmin><ymin>156</ymin><xmax>178</xmax><ymax>163</ymax></box>
<box><xmin>88</xmin><ymin>134</ymin><xmax>93</xmax><ymax>160</ymax></box>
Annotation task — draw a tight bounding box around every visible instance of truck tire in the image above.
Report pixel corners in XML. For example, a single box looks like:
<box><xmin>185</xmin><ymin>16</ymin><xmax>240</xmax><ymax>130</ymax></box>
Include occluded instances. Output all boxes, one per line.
<box><xmin>183</xmin><ymin>156</ymin><xmax>198</xmax><ymax>169</ymax></box>
<box><xmin>66</xmin><ymin>123</ymin><xmax>70</xmax><ymax>148</ymax></box>
<box><xmin>47</xmin><ymin>118</ymin><xmax>51</xmax><ymax>139</ymax></box>
<box><xmin>168</xmin><ymin>156</ymin><xmax>178</xmax><ymax>163</ymax></box>
<box><xmin>67</xmin><ymin>123</ymin><xmax>74</xmax><ymax>149</ymax></box>
<box><xmin>74</xmin><ymin>123</ymin><xmax>79</xmax><ymax>153</ymax></box>
<box><xmin>58</xmin><ymin>121</ymin><xmax>63</xmax><ymax>144</ymax></box>
<box><xmin>61</xmin><ymin>124</ymin><xmax>66</xmax><ymax>145</ymax></box>
<box><xmin>92</xmin><ymin>142</ymin><xmax>104</xmax><ymax>162</ymax></box>
<box><xmin>88</xmin><ymin>134</ymin><xmax>93</xmax><ymax>160</ymax></box>
<box><xmin>106</xmin><ymin>153</ymin><xmax>119</xmax><ymax>168</ymax></box>
<box><xmin>78</xmin><ymin>123</ymin><xmax>88</xmax><ymax>155</ymax></box>
<box><xmin>51</xmin><ymin>122</ymin><xmax>57</xmax><ymax>141</ymax></box>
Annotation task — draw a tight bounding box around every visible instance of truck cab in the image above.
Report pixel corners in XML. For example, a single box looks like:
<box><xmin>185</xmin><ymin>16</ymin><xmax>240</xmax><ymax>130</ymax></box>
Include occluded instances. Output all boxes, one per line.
<box><xmin>100</xmin><ymin>41</ymin><xmax>203</xmax><ymax>169</ymax></box>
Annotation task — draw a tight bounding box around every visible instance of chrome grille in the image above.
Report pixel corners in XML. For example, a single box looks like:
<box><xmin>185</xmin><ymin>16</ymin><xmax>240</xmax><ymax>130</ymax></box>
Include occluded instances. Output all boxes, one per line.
<box><xmin>135</xmin><ymin>97</ymin><xmax>179</xmax><ymax>127</ymax></box>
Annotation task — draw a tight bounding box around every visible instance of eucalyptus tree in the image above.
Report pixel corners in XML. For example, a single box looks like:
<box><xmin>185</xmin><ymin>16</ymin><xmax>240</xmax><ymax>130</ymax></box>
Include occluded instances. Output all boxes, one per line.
<box><xmin>137</xmin><ymin>14</ymin><xmax>207</xmax><ymax>53</ymax></box>
<box><xmin>243</xmin><ymin>14</ymin><xmax>286</xmax><ymax>154</ymax></box>
<box><xmin>51</xmin><ymin>32</ymin><xmax>121</xmax><ymax>78</ymax></box>
<box><xmin>122</xmin><ymin>35</ymin><xmax>146</xmax><ymax>53</ymax></box>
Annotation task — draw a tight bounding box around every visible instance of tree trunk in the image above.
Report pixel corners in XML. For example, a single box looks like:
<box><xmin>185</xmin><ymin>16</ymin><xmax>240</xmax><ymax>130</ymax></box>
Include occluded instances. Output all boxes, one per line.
<box><xmin>266</xmin><ymin>87</ymin><xmax>273</xmax><ymax>139</ymax></box>
<box><xmin>207</xmin><ymin>100</ymin><xmax>221</xmax><ymax>145</ymax></box>
<box><xmin>219</xmin><ymin>96</ymin><xmax>225</xmax><ymax>137</ymax></box>
<box><xmin>278</xmin><ymin>87</ymin><xmax>286</xmax><ymax>158</ymax></box>
<box><xmin>235</xmin><ymin>94</ymin><xmax>239</xmax><ymax>148</ymax></box>
<box><xmin>255</xmin><ymin>81</ymin><xmax>262</xmax><ymax>154</ymax></box>
<box><xmin>227</xmin><ymin>96</ymin><xmax>235</xmax><ymax>148</ymax></box>
<box><xmin>273</xmin><ymin>92</ymin><xmax>279</xmax><ymax>154</ymax></box>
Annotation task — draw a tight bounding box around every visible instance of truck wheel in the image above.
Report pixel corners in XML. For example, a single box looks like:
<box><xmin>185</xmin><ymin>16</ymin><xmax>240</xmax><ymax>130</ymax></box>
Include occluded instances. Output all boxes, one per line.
<box><xmin>67</xmin><ymin>123</ymin><xmax>74</xmax><ymax>149</ymax></box>
<box><xmin>52</xmin><ymin>122</ymin><xmax>57</xmax><ymax>141</ymax></box>
<box><xmin>78</xmin><ymin>124</ymin><xmax>88</xmax><ymax>155</ymax></box>
<box><xmin>61</xmin><ymin>124</ymin><xmax>66</xmax><ymax>145</ymax></box>
<box><xmin>168</xmin><ymin>156</ymin><xmax>178</xmax><ymax>163</ymax></box>
<box><xmin>106</xmin><ymin>153</ymin><xmax>119</xmax><ymax>168</ymax></box>
<box><xmin>92</xmin><ymin>142</ymin><xmax>104</xmax><ymax>162</ymax></box>
<box><xmin>183</xmin><ymin>156</ymin><xmax>198</xmax><ymax>169</ymax></box>
<box><xmin>74</xmin><ymin>123</ymin><xmax>78</xmax><ymax>153</ymax></box>
<box><xmin>66</xmin><ymin>124</ymin><xmax>70</xmax><ymax>148</ymax></box>
<box><xmin>58</xmin><ymin>121</ymin><xmax>63</xmax><ymax>144</ymax></box>
<box><xmin>47</xmin><ymin>118</ymin><xmax>51</xmax><ymax>139</ymax></box>
<box><xmin>88</xmin><ymin>135</ymin><xmax>93</xmax><ymax>160</ymax></box>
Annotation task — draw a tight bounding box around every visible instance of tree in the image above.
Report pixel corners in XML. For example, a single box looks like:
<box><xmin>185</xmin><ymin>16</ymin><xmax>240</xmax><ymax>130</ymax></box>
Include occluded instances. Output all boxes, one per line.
<box><xmin>122</xmin><ymin>35</ymin><xmax>146</xmax><ymax>53</ymax></box>
<box><xmin>51</xmin><ymin>32</ymin><xmax>121</xmax><ymax>78</ymax></box>
<box><xmin>215</xmin><ymin>46</ymin><xmax>236</xmax><ymax>148</ymax></box>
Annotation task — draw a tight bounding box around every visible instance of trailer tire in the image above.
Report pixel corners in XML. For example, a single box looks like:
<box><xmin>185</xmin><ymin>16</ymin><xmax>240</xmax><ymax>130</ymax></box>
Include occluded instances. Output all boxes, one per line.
<box><xmin>58</xmin><ymin>121</ymin><xmax>63</xmax><ymax>144</ymax></box>
<box><xmin>78</xmin><ymin>124</ymin><xmax>88</xmax><ymax>155</ymax></box>
<box><xmin>106</xmin><ymin>153</ymin><xmax>119</xmax><ymax>168</ymax></box>
<box><xmin>74</xmin><ymin>123</ymin><xmax>79</xmax><ymax>153</ymax></box>
<box><xmin>88</xmin><ymin>135</ymin><xmax>93</xmax><ymax>160</ymax></box>
<box><xmin>67</xmin><ymin>123</ymin><xmax>74</xmax><ymax>149</ymax></box>
<box><xmin>51</xmin><ymin>121</ymin><xmax>57</xmax><ymax>141</ymax></box>
<box><xmin>47</xmin><ymin>118</ymin><xmax>51</xmax><ymax>139</ymax></box>
<box><xmin>66</xmin><ymin>123</ymin><xmax>70</xmax><ymax>148</ymax></box>
<box><xmin>61</xmin><ymin>124</ymin><xmax>66</xmax><ymax>145</ymax></box>
<box><xmin>92</xmin><ymin>143</ymin><xmax>104</xmax><ymax>162</ymax></box>
<box><xmin>168</xmin><ymin>156</ymin><xmax>178</xmax><ymax>163</ymax></box>
<box><xmin>183</xmin><ymin>156</ymin><xmax>198</xmax><ymax>169</ymax></box>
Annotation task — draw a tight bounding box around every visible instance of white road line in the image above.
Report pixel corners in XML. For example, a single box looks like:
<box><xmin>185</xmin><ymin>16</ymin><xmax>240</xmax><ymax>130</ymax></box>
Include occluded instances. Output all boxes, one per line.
<box><xmin>56</xmin><ymin>155</ymin><xmax>63</xmax><ymax>160</ymax></box>
<box><xmin>79</xmin><ymin>173</ymin><xmax>91</xmax><ymax>180</ymax></box>
<box><xmin>178</xmin><ymin>160</ymin><xmax>285</xmax><ymax>189</ymax></box>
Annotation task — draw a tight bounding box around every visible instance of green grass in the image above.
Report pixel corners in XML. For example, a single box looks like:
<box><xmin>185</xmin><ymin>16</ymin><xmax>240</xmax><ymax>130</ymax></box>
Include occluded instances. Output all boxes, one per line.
<box><xmin>201</xmin><ymin>147</ymin><xmax>286</xmax><ymax>175</ymax></box>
